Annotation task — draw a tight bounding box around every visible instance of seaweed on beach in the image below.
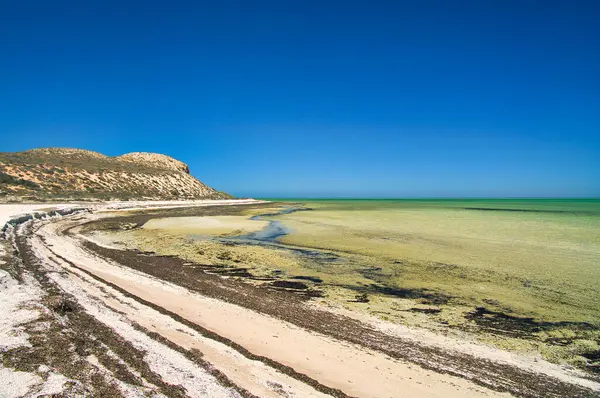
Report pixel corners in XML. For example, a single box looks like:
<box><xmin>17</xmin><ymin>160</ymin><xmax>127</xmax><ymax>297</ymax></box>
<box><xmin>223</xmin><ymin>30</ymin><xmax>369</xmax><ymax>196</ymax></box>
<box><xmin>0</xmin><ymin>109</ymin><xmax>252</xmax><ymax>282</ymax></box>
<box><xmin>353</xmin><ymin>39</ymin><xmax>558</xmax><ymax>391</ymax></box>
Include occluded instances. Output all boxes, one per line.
<box><xmin>332</xmin><ymin>282</ymin><xmax>451</xmax><ymax>305</ymax></box>
<box><xmin>465</xmin><ymin>307</ymin><xmax>597</xmax><ymax>338</ymax></box>
<box><xmin>292</xmin><ymin>275</ymin><xmax>323</xmax><ymax>283</ymax></box>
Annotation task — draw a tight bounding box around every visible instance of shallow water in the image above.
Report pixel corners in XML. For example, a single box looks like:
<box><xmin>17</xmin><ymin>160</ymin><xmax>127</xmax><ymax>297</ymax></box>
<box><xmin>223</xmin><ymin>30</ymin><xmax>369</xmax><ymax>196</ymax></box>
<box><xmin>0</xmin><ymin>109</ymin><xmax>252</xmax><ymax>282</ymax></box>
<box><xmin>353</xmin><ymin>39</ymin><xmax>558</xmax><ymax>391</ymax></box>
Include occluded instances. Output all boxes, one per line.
<box><xmin>262</xmin><ymin>199</ymin><xmax>600</xmax><ymax>324</ymax></box>
<box><xmin>239</xmin><ymin>220</ymin><xmax>290</xmax><ymax>241</ymax></box>
<box><xmin>240</xmin><ymin>206</ymin><xmax>305</xmax><ymax>242</ymax></box>
<box><xmin>107</xmin><ymin>199</ymin><xmax>600</xmax><ymax>369</ymax></box>
<box><xmin>263</xmin><ymin>198</ymin><xmax>600</xmax><ymax>214</ymax></box>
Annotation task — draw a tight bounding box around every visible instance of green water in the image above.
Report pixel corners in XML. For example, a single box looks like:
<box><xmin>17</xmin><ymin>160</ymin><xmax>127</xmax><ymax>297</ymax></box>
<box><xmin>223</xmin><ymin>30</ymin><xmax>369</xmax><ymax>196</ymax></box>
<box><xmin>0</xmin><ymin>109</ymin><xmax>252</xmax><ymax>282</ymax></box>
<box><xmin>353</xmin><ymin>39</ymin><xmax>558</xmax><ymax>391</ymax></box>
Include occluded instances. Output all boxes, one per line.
<box><xmin>259</xmin><ymin>198</ymin><xmax>600</xmax><ymax>324</ymax></box>
<box><xmin>263</xmin><ymin>198</ymin><xmax>600</xmax><ymax>214</ymax></box>
<box><xmin>119</xmin><ymin>198</ymin><xmax>600</xmax><ymax>367</ymax></box>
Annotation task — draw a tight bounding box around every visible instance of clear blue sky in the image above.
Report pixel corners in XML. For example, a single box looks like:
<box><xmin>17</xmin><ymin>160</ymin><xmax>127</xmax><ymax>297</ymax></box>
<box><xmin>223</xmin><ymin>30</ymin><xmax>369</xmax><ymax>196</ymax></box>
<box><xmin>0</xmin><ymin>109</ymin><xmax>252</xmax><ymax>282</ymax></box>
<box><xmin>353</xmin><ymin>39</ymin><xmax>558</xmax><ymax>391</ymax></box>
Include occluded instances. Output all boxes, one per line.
<box><xmin>1</xmin><ymin>0</ymin><xmax>598</xmax><ymax>198</ymax></box>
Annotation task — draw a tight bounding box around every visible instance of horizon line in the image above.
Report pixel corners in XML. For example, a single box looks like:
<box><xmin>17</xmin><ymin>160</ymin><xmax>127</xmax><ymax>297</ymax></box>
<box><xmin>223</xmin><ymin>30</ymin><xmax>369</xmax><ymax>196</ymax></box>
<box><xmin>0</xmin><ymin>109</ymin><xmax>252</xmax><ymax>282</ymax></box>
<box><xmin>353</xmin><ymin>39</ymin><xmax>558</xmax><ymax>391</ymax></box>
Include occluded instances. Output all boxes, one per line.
<box><xmin>253</xmin><ymin>196</ymin><xmax>600</xmax><ymax>200</ymax></box>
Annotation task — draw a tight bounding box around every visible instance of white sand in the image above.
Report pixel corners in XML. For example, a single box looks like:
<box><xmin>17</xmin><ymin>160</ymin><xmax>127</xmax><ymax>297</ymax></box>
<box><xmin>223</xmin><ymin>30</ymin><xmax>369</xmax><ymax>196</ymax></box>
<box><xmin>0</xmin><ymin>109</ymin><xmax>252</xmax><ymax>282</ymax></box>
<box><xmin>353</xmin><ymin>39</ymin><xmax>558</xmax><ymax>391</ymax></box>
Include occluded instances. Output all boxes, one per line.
<box><xmin>0</xmin><ymin>203</ymin><xmax>80</xmax><ymax>227</ymax></box>
<box><xmin>0</xmin><ymin>200</ymin><xmax>260</xmax><ymax>397</ymax></box>
<box><xmin>0</xmin><ymin>367</ymin><xmax>41</xmax><ymax>398</ymax></box>
<box><xmin>0</xmin><ymin>200</ymin><xmax>263</xmax><ymax>230</ymax></box>
<box><xmin>0</xmin><ymin>204</ymin><xmax>82</xmax><ymax>398</ymax></box>
<box><xmin>101</xmin><ymin>199</ymin><xmax>265</xmax><ymax>213</ymax></box>
<box><xmin>0</xmin><ymin>270</ymin><xmax>44</xmax><ymax>351</ymax></box>
<box><xmin>143</xmin><ymin>216</ymin><xmax>268</xmax><ymax>235</ymax></box>
<box><xmin>30</xmin><ymin>227</ymin><xmax>242</xmax><ymax>398</ymax></box>
<box><xmin>33</xmin><ymin>239</ymin><xmax>328</xmax><ymax>398</ymax></box>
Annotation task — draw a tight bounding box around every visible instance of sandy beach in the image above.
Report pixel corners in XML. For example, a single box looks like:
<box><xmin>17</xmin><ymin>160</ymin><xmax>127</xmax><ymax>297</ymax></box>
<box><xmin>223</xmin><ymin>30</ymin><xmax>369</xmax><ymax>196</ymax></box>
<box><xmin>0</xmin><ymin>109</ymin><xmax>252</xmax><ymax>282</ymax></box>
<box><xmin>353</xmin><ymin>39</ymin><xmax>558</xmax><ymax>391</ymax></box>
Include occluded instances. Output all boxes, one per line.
<box><xmin>1</xmin><ymin>200</ymin><xmax>598</xmax><ymax>397</ymax></box>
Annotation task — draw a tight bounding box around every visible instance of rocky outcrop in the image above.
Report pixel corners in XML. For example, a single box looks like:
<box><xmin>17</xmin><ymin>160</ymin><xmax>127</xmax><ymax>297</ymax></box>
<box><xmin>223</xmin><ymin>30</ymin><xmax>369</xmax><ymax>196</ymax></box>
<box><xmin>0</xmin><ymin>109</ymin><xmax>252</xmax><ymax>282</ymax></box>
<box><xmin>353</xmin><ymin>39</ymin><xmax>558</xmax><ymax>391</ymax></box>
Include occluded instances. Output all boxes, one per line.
<box><xmin>0</xmin><ymin>148</ymin><xmax>229</xmax><ymax>202</ymax></box>
<box><xmin>116</xmin><ymin>152</ymin><xmax>190</xmax><ymax>173</ymax></box>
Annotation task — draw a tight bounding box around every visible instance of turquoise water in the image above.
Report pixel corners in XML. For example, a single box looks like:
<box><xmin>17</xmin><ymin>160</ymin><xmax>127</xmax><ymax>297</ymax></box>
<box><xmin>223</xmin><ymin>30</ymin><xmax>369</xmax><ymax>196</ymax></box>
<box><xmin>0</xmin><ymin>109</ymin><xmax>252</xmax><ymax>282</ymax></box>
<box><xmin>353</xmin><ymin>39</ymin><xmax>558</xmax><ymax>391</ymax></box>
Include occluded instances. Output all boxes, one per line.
<box><xmin>261</xmin><ymin>198</ymin><xmax>600</xmax><ymax>214</ymax></box>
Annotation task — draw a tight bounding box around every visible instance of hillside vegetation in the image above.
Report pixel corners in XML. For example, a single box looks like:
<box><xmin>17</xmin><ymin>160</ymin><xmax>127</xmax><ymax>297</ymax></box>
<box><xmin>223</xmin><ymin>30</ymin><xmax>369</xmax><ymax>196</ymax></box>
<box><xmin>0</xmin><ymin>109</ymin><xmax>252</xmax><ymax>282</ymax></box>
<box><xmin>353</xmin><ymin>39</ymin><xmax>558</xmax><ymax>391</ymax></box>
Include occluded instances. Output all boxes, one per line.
<box><xmin>0</xmin><ymin>148</ymin><xmax>230</xmax><ymax>201</ymax></box>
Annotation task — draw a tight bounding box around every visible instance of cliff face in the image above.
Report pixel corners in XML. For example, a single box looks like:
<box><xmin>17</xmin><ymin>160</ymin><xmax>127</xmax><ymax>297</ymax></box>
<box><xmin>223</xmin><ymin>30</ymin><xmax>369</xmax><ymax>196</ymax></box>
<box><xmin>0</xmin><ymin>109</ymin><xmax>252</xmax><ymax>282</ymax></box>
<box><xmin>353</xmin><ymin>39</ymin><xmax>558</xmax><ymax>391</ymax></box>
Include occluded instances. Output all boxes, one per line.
<box><xmin>0</xmin><ymin>148</ymin><xmax>229</xmax><ymax>202</ymax></box>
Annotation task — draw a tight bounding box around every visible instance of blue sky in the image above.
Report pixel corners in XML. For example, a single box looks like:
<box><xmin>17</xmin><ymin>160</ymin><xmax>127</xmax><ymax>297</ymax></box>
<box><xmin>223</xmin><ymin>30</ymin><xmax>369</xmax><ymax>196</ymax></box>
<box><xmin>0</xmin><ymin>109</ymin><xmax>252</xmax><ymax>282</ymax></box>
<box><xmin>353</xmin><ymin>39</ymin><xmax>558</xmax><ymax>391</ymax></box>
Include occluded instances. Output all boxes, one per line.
<box><xmin>1</xmin><ymin>0</ymin><xmax>598</xmax><ymax>197</ymax></box>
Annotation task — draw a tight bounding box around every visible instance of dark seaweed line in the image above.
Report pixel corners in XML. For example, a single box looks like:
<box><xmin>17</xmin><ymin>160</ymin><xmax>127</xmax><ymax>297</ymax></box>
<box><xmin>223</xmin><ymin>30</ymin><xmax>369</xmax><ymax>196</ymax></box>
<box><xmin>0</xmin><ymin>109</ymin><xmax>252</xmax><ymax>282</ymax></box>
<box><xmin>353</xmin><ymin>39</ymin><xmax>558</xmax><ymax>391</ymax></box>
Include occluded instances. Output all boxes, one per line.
<box><xmin>462</xmin><ymin>207</ymin><xmax>599</xmax><ymax>215</ymax></box>
<box><xmin>82</xmin><ymin>239</ymin><xmax>600</xmax><ymax>398</ymax></box>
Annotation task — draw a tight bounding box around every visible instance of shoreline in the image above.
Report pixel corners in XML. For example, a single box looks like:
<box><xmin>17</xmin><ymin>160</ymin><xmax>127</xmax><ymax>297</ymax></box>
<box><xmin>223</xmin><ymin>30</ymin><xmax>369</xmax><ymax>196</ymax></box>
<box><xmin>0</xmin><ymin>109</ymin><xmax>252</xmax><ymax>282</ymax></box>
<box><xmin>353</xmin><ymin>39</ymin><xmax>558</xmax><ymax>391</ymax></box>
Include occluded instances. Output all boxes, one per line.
<box><xmin>1</xmin><ymin>200</ymin><xmax>599</xmax><ymax>397</ymax></box>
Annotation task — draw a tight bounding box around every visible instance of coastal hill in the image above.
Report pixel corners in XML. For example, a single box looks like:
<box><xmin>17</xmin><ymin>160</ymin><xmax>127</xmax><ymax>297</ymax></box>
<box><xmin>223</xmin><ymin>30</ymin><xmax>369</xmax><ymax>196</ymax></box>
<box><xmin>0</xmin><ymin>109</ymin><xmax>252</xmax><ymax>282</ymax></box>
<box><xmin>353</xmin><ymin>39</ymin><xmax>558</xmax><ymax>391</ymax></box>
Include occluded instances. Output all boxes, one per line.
<box><xmin>0</xmin><ymin>148</ymin><xmax>229</xmax><ymax>201</ymax></box>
